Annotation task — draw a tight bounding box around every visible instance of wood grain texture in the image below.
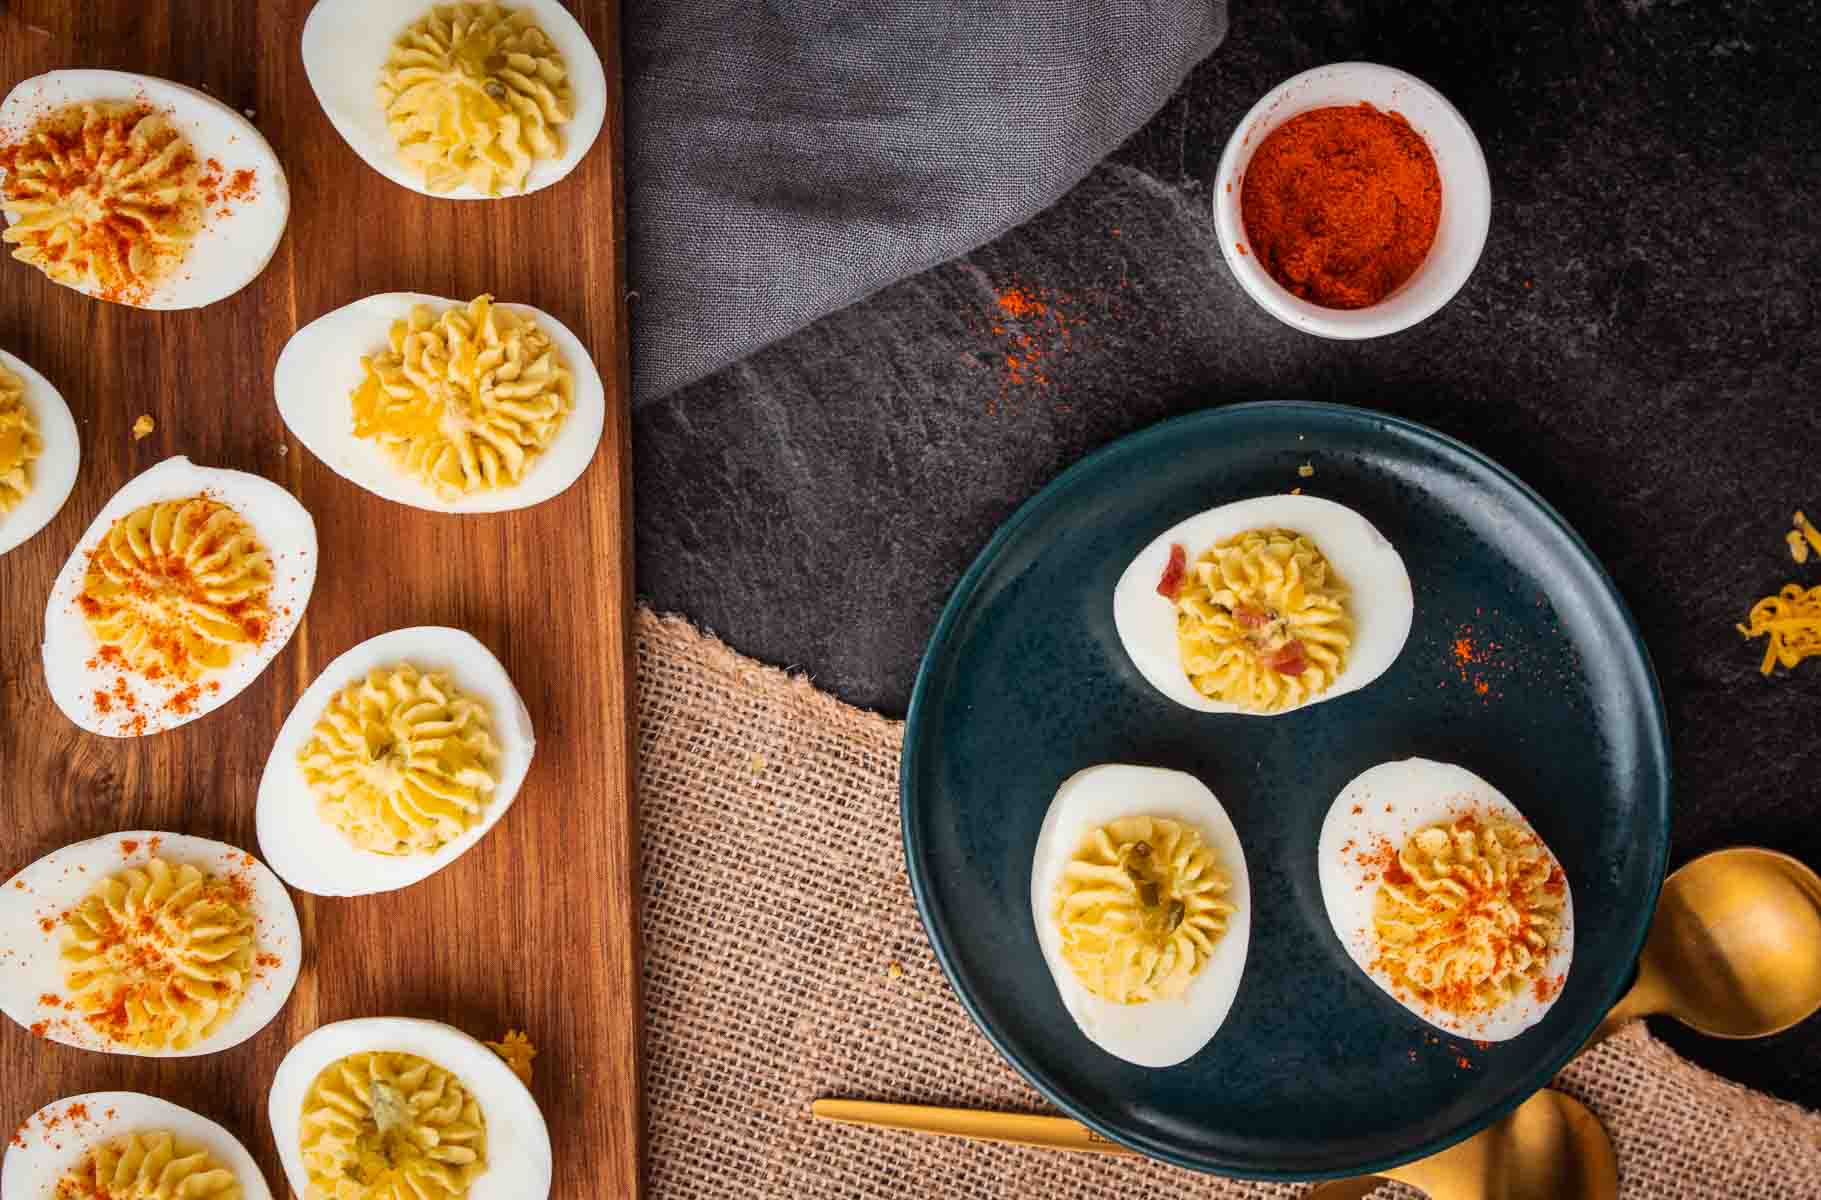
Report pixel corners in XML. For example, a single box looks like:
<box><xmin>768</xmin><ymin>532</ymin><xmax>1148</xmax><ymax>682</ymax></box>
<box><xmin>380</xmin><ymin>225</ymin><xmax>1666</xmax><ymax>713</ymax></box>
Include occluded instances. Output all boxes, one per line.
<box><xmin>0</xmin><ymin>1</ymin><xmax>641</xmax><ymax>1195</ymax></box>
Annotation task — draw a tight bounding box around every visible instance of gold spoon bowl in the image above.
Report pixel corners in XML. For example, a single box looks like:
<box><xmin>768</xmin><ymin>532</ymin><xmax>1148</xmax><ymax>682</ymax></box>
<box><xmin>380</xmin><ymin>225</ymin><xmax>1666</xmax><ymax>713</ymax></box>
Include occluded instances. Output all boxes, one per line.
<box><xmin>1304</xmin><ymin>1089</ymin><xmax>1616</xmax><ymax>1200</ymax></box>
<box><xmin>1593</xmin><ymin>846</ymin><xmax>1821</xmax><ymax>1043</ymax></box>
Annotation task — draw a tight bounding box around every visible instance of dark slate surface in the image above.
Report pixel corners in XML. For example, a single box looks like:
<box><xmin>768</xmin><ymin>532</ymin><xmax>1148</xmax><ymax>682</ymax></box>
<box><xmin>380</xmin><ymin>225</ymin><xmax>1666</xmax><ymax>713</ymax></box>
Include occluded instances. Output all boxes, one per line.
<box><xmin>634</xmin><ymin>2</ymin><xmax>1821</xmax><ymax>1109</ymax></box>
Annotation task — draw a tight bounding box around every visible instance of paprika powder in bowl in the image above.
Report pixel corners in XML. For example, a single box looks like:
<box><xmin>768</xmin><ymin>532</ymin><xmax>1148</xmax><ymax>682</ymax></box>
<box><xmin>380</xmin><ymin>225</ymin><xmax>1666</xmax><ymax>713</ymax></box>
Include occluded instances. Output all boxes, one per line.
<box><xmin>1214</xmin><ymin>63</ymin><xmax>1491</xmax><ymax>338</ymax></box>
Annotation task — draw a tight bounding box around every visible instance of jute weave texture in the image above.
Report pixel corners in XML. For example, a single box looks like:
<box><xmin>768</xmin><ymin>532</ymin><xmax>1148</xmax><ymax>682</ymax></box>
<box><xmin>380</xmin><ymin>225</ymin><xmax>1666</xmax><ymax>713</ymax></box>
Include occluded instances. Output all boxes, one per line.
<box><xmin>635</xmin><ymin>609</ymin><xmax>1821</xmax><ymax>1197</ymax></box>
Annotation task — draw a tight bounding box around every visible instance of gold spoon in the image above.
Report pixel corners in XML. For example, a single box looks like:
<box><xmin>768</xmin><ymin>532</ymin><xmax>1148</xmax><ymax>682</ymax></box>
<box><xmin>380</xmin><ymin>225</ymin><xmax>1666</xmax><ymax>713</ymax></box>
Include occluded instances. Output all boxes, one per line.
<box><xmin>815</xmin><ymin>847</ymin><xmax>1820</xmax><ymax>1186</ymax></box>
<box><xmin>1304</xmin><ymin>1089</ymin><xmax>1616</xmax><ymax>1200</ymax></box>
<box><xmin>813</xmin><ymin>1089</ymin><xmax>1616</xmax><ymax>1200</ymax></box>
<box><xmin>1591</xmin><ymin>846</ymin><xmax>1821</xmax><ymax>1044</ymax></box>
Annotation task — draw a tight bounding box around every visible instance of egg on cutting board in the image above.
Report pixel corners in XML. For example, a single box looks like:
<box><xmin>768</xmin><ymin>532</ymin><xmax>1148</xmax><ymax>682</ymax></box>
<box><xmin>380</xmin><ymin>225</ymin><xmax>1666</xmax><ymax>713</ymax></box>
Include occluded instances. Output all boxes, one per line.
<box><xmin>3</xmin><ymin>1092</ymin><xmax>273</xmax><ymax>1199</ymax></box>
<box><xmin>0</xmin><ymin>70</ymin><xmax>288</xmax><ymax>309</ymax></box>
<box><xmin>302</xmin><ymin>0</ymin><xmax>607</xmax><ymax>198</ymax></box>
<box><xmin>1113</xmin><ymin>493</ymin><xmax>1413</xmax><ymax>715</ymax></box>
<box><xmin>1317</xmin><ymin>757</ymin><xmax>1575</xmax><ymax>1041</ymax></box>
<box><xmin>269</xmin><ymin>1017</ymin><xmax>553</xmax><ymax>1200</ymax></box>
<box><xmin>41</xmin><ymin>456</ymin><xmax>317</xmax><ymax>736</ymax></box>
<box><xmin>1030</xmin><ymin>764</ymin><xmax>1252</xmax><ymax>1068</ymax></box>
<box><xmin>275</xmin><ymin>292</ymin><xmax>605</xmax><ymax>513</ymax></box>
<box><xmin>0</xmin><ymin>347</ymin><xmax>78</xmax><ymax>556</ymax></box>
<box><xmin>0</xmin><ymin>831</ymin><xmax>301</xmax><ymax>1058</ymax></box>
<box><xmin>257</xmin><ymin>626</ymin><xmax>536</xmax><ymax>896</ymax></box>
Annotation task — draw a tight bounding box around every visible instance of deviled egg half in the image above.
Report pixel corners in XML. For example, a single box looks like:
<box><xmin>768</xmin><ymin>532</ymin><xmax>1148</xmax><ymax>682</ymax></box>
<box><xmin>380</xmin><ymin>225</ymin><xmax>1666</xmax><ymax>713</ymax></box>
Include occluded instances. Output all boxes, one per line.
<box><xmin>1030</xmin><ymin>764</ymin><xmax>1251</xmax><ymax>1067</ymax></box>
<box><xmin>0</xmin><ymin>70</ymin><xmax>289</xmax><ymax>308</ymax></box>
<box><xmin>0</xmin><ymin>347</ymin><xmax>78</xmax><ymax>556</ymax></box>
<box><xmin>1114</xmin><ymin>494</ymin><xmax>1413</xmax><ymax>715</ymax></box>
<box><xmin>3</xmin><ymin>1092</ymin><xmax>272</xmax><ymax>1200</ymax></box>
<box><xmin>42</xmin><ymin>456</ymin><xmax>317</xmax><ymax>737</ymax></box>
<box><xmin>270</xmin><ymin>1017</ymin><xmax>553</xmax><ymax>1200</ymax></box>
<box><xmin>302</xmin><ymin>0</ymin><xmax>608</xmax><ymax>199</ymax></box>
<box><xmin>258</xmin><ymin>626</ymin><xmax>536</xmax><ymax>896</ymax></box>
<box><xmin>1317</xmin><ymin>758</ymin><xmax>1575</xmax><ymax>1041</ymax></box>
<box><xmin>0</xmin><ymin>832</ymin><xmax>302</xmax><ymax>1057</ymax></box>
<box><xmin>275</xmin><ymin>292</ymin><xmax>605</xmax><ymax>512</ymax></box>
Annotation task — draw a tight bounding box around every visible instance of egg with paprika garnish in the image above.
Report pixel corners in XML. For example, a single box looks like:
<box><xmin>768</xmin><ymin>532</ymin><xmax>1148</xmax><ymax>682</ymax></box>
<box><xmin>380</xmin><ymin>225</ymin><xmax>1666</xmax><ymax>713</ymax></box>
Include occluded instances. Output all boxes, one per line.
<box><xmin>41</xmin><ymin>456</ymin><xmax>318</xmax><ymax>737</ymax></box>
<box><xmin>2</xmin><ymin>1092</ymin><xmax>274</xmax><ymax>1199</ymax></box>
<box><xmin>0</xmin><ymin>831</ymin><xmax>302</xmax><ymax>1058</ymax></box>
<box><xmin>1317</xmin><ymin>758</ymin><xmax>1575</xmax><ymax>1041</ymax></box>
<box><xmin>1113</xmin><ymin>493</ymin><xmax>1413</xmax><ymax>716</ymax></box>
<box><xmin>0</xmin><ymin>70</ymin><xmax>289</xmax><ymax>309</ymax></box>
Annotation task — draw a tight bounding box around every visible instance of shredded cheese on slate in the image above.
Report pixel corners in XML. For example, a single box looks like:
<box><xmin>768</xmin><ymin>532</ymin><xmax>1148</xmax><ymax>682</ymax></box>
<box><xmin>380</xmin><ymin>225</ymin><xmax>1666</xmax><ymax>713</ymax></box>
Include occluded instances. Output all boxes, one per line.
<box><xmin>1738</xmin><ymin>584</ymin><xmax>1821</xmax><ymax>675</ymax></box>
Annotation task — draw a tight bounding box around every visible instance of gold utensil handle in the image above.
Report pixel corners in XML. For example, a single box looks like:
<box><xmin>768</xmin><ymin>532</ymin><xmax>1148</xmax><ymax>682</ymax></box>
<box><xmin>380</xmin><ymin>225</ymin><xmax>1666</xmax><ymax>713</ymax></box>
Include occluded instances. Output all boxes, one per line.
<box><xmin>811</xmin><ymin>1099</ymin><xmax>1141</xmax><ymax>1155</ymax></box>
<box><xmin>1303</xmin><ymin>1180</ymin><xmax>1394</xmax><ymax>1200</ymax></box>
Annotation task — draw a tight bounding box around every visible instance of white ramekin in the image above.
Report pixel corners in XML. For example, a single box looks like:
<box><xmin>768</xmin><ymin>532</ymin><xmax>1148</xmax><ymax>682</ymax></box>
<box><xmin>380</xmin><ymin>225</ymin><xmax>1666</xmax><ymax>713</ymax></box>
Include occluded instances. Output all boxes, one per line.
<box><xmin>1213</xmin><ymin>62</ymin><xmax>1491</xmax><ymax>339</ymax></box>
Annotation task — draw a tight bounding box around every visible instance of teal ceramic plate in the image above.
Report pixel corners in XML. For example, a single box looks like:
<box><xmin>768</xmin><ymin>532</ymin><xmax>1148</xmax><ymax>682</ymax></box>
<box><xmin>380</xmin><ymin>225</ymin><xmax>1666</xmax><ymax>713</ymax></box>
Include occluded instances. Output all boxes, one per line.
<box><xmin>901</xmin><ymin>402</ymin><xmax>1670</xmax><ymax>1179</ymax></box>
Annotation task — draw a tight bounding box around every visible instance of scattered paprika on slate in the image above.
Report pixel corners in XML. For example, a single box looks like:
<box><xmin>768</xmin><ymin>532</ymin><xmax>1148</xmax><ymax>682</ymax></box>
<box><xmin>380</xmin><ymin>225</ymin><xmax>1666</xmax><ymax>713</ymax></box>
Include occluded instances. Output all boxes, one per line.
<box><xmin>1240</xmin><ymin>103</ymin><xmax>1442</xmax><ymax>309</ymax></box>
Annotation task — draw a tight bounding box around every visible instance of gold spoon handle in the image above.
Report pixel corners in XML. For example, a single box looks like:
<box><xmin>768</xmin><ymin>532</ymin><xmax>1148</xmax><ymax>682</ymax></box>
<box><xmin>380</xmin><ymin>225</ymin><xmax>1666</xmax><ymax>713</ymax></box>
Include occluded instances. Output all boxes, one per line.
<box><xmin>811</xmin><ymin>1099</ymin><xmax>1141</xmax><ymax>1155</ymax></box>
<box><xmin>1587</xmin><ymin>962</ymin><xmax>1673</xmax><ymax>1048</ymax></box>
<box><xmin>1303</xmin><ymin>1178</ymin><xmax>1394</xmax><ymax>1200</ymax></box>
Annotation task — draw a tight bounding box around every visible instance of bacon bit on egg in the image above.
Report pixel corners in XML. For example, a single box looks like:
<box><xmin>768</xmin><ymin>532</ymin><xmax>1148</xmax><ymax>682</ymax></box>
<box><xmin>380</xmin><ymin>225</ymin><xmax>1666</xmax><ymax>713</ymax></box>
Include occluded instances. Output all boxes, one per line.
<box><xmin>1266</xmin><ymin>639</ymin><xmax>1309</xmax><ymax>676</ymax></box>
<box><xmin>1155</xmin><ymin>543</ymin><xmax>1187</xmax><ymax>599</ymax></box>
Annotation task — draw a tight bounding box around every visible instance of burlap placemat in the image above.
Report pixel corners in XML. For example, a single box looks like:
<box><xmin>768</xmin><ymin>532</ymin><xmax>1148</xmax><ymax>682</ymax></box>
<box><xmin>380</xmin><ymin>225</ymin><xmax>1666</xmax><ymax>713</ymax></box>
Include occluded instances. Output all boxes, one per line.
<box><xmin>635</xmin><ymin>609</ymin><xmax>1821</xmax><ymax>1197</ymax></box>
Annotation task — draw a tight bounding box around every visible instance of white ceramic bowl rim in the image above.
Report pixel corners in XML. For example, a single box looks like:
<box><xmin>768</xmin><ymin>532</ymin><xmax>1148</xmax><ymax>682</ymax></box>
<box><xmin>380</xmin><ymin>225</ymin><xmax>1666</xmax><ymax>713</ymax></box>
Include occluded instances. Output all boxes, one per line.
<box><xmin>1213</xmin><ymin>62</ymin><xmax>1492</xmax><ymax>339</ymax></box>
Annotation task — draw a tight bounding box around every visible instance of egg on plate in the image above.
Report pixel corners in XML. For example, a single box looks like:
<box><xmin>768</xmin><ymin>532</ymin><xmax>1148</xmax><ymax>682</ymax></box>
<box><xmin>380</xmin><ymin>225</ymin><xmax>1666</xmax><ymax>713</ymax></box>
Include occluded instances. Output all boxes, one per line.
<box><xmin>269</xmin><ymin>1017</ymin><xmax>552</xmax><ymax>1200</ymax></box>
<box><xmin>0</xmin><ymin>831</ymin><xmax>302</xmax><ymax>1058</ymax></box>
<box><xmin>1113</xmin><ymin>493</ymin><xmax>1413</xmax><ymax>715</ymax></box>
<box><xmin>0</xmin><ymin>70</ymin><xmax>288</xmax><ymax>309</ymax></box>
<box><xmin>302</xmin><ymin>0</ymin><xmax>607</xmax><ymax>199</ymax></box>
<box><xmin>0</xmin><ymin>347</ymin><xmax>78</xmax><ymax>556</ymax></box>
<box><xmin>257</xmin><ymin>626</ymin><xmax>536</xmax><ymax>896</ymax></box>
<box><xmin>41</xmin><ymin>456</ymin><xmax>317</xmax><ymax>736</ymax></box>
<box><xmin>274</xmin><ymin>292</ymin><xmax>605</xmax><ymax>512</ymax></box>
<box><xmin>1030</xmin><ymin>764</ymin><xmax>1251</xmax><ymax>1068</ymax></box>
<box><xmin>2</xmin><ymin>1092</ymin><xmax>272</xmax><ymax>1200</ymax></box>
<box><xmin>1317</xmin><ymin>757</ymin><xmax>1575</xmax><ymax>1041</ymax></box>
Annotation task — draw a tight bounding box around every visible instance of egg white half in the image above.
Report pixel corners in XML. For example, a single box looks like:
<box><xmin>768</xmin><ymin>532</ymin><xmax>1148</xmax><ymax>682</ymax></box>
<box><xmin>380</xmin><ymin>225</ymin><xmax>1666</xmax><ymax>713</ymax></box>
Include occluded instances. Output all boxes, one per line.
<box><xmin>1030</xmin><ymin>764</ymin><xmax>1252</xmax><ymax>1068</ymax></box>
<box><xmin>301</xmin><ymin>0</ymin><xmax>608</xmax><ymax>200</ymax></box>
<box><xmin>41</xmin><ymin>456</ymin><xmax>318</xmax><ymax>737</ymax></box>
<box><xmin>2</xmin><ymin>1092</ymin><xmax>273</xmax><ymax>1200</ymax></box>
<box><xmin>1316</xmin><ymin>758</ymin><xmax>1576</xmax><ymax>1041</ymax></box>
<box><xmin>274</xmin><ymin>292</ymin><xmax>607</xmax><ymax>513</ymax></box>
<box><xmin>257</xmin><ymin>626</ymin><xmax>537</xmax><ymax>896</ymax></box>
<box><xmin>1113</xmin><ymin>493</ymin><xmax>1414</xmax><ymax>715</ymax></box>
<box><xmin>0</xmin><ymin>831</ymin><xmax>302</xmax><ymax>1058</ymax></box>
<box><xmin>269</xmin><ymin>1017</ymin><xmax>553</xmax><ymax>1200</ymax></box>
<box><xmin>0</xmin><ymin>348</ymin><xmax>79</xmax><ymax>556</ymax></box>
<box><xmin>0</xmin><ymin>70</ymin><xmax>290</xmax><ymax>309</ymax></box>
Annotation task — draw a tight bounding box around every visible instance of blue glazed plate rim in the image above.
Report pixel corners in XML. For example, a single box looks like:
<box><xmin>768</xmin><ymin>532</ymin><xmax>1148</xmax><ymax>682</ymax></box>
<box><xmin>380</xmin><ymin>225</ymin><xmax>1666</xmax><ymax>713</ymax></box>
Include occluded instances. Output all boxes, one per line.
<box><xmin>899</xmin><ymin>400</ymin><xmax>1671</xmax><ymax>1180</ymax></box>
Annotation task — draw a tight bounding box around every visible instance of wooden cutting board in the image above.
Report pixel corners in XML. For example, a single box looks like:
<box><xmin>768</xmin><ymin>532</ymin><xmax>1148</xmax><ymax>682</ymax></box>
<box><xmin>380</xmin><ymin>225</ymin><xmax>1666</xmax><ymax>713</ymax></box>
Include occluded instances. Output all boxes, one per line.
<box><xmin>0</xmin><ymin>2</ymin><xmax>641</xmax><ymax>1195</ymax></box>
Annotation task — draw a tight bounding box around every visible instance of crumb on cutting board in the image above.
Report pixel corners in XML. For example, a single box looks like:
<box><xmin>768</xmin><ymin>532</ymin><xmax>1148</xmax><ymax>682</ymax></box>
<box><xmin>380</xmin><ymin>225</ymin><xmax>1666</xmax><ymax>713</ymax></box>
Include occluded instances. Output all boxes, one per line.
<box><xmin>488</xmin><ymin>1030</ymin><xmax>537</xmax><ymax>1084</ymax></box>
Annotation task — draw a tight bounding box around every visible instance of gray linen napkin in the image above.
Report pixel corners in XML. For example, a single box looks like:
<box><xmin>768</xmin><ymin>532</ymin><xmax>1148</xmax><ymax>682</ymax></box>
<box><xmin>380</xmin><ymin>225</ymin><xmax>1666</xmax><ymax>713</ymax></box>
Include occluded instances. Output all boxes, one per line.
<box><xmin>625</xmin><ymin>0</ymin><xmax>1229</xmax><ymax>403</ymax></box>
